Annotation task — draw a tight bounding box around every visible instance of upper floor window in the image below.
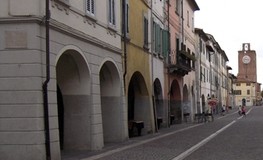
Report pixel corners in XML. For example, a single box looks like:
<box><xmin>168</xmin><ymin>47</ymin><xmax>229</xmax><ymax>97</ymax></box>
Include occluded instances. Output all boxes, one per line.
<box><xmin>200</xmin><ymin>66</ymin><xmax>203</xmax><ymax>81</ymax></box>
<box><xmin>192</xmin><ymin>17</ymin><xmax>194</xmax><ymax>32</ymax></box>
<box><xmin>199</xmin><ymin>39</ymin><xmax>203</xmax><ymax>53</ymax></box>
<box><xmin>187</xmin><ymin>10</ymin><xmax>190</xmax><ymax>27</ymax></box>
<box><xmin>122</xmin><ymin>0</ymin><xmax>129</xmax><ymax>34</ymax></box>
<box><xmin>143</xmin><ymin>17</ymin><xmax>149</xmax><ymax>49</ymax></box>
<box><xmin>234</xmin><ymin>90</ymin><xmax>241</xmax><ymax>95</ymax></box>
<box><xmin>86</xmin><ymin>0</ymin><xmax>95</xmax><ymax>16</ymax></box>
<box><xmin>192</xmin><ymin>52</ymin><xmax>195</xmax><ymax>68</ymax></box>
<box><xmin>153</xmin><ymin>22</ymin><xmax>161</xmax><ymax>54</ymax></box>
<box><xmin>236</xmin><ymin>83</ymin><xmax>241</xmax><ymax>86</ymax></box>
<box><xmin>109</xmin><ymin>0</ymin><xmax>116</xmax><ymax>26</ymax></box>
<box><xmin>246</xmin><ymin>83</ymin><xmax>251</xmax><ymax>86</ymax></box>
<box><xmin>175</xmin><ymin>0</ymin><xmax>181</xmax><ymax>15</ymax></box>
<box><xmin>162</xmin><ymin>30</ymin><xmax>169</xmax><ymax>57</ymax></box>
<box><xmin>207</xmin><ymin>69</ymin><xmax>209</xmax><ymax>82</ymax></box>
<box><xmin>203</xmin><ymin>67</ymin><xmax>206</xmax><ymax>82</ymax></box>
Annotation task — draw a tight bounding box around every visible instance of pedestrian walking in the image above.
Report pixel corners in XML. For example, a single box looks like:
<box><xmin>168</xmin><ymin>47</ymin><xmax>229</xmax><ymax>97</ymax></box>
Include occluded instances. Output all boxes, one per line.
<box><xmin>241</xmin><ymin>106</ymin><xmax>246</xmax><ymax>117</ymax></box>
<box><xmin>238</xmin><ymin>105</ymin><xmax>242</xmax><ymax>116</ymax></box>
<box><xmin>221</xmin><ymin>105</ymin><xmax>226</xmax><ymax>116</ymax></box>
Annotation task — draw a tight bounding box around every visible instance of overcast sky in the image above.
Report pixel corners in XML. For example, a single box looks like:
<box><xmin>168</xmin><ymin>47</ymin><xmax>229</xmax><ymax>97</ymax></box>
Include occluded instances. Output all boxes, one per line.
<box><xmin>195</xmin><ymin>0</ymin><xmax>263</xmax><ymax>86</ymax></box>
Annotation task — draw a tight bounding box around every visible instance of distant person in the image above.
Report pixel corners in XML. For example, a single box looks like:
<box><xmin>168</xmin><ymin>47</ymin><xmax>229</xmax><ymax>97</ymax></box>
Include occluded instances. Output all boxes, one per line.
<box><xmin>241</xmin><ymin>106</ymin><xmax>246</xmax><ymax>117</ymax></box>
<box><xmin>238</xmin><ymin>105</ymin><xmax>242</xmax><ymax>116</ymax></box>
<box><xmin>221</xmin><ymin>105</ymin><xmax>226</xmax><ymax>116</ymax></box>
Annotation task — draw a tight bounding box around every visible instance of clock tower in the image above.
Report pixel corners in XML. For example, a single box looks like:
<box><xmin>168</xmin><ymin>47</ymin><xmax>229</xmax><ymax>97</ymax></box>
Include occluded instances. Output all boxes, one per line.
<box><xmin>237</xmin><ymin>43</ymin><xmax>257</xmax><ymax>82</ymax></box>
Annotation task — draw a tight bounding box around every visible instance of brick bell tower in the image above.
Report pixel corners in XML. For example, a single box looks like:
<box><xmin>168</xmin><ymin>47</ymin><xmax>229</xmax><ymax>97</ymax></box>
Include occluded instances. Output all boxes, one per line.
<box><xmin>237</xmin><ymin>43</ymin><xmax>257</xmax><ymax>82</ymax></box>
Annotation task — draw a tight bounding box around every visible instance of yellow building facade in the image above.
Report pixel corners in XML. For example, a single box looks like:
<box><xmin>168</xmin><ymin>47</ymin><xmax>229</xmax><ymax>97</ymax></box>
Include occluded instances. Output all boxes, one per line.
<box><xmin>123</xmin><ymin>0</ymin><xmax>155</xmax><ymax>137</ymax></box>
<box><xmin>233</xmin><ymin>82</ymin><xmax>257</xmax><ymax>106</ymax></box>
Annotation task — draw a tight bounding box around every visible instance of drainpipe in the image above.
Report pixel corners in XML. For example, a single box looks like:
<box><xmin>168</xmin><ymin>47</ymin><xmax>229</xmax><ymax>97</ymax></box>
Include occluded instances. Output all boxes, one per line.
<box><xmin>122</xmin><ymin>0</ymin><xmax>127</xmax><ymax>92</ymax></box>
<box><xmin>180</xmin><ymin>0</ymin><xmax>184</xmax><ymax>123</ymax></box>
<box><xmin>43</xmin><ymin>0</ymin><xmax>51</xmax><ymax>159</ymax></box>
<box><xmin>167</xmin><ymin>0</ymin><xmax>171</xmax><ymax>128</ymax></box>
<box><xmin>181</xmin><ymin>0</ymin><xmax>184</xmax><ymax>44</ymax></box>
<box><xmin>151</xmin><ymin>0</ymin><xmax>158</xmax><ymax>133</ymax></box>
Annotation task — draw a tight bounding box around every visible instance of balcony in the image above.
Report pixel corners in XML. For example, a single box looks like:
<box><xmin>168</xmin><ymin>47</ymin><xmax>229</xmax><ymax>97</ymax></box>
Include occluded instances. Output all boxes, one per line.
<box><xmin>168</xmin><ymin>41</ymin><xmax>195</xmax><ymax>76</ymax></box>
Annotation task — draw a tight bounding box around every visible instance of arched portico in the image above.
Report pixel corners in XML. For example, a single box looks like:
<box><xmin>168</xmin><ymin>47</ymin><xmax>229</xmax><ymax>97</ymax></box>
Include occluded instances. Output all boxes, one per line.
<box><xmin>153</xmin><ymin>78</ymin><xmax>164</xmax><ymax>129</ymax></box>
<box><xmin>170</xmin><ymin>80</ymin><xmax>182</xmax><ymax>124</ymax></box>
<box><xmin>99</xmin><ymin>60</ymin><xmax>123</xmax><ymax>143</ymax></box>
<box><xmin>128</xmin><ymin>72</ymin><xmax>152</xmax><ymax>137</ymax></box>
<box><xmin>56</xmin><ymin>49</ymin><xmax>91</xmax><ymax>151</ymax></box>
<box><xmin>183</xmin><ymin>85</ymin><xmax>190</xmax><ymax>122</ymax></box>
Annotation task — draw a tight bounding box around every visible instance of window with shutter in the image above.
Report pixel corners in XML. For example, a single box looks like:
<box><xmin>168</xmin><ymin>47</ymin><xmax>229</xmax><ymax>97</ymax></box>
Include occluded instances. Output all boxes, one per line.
<box><xmin>126</xmin><ymin>0</ymin><xmax>129</xmax><ymax>33</ymax></box>
<box><xmin>162</xmin><ymin>30</ymin><xmax>169</xmax><ymax>57</ymax></box>
<box><xmin>155</xmin><ymin>24</ymin><xmax>160</xmax><ymax>54</ymax></box>
<box><xmin>200</xmin><ymin>66</ymin><xmax>202</xmax><ymax>81</ymax></box>
<box><xmin>175</xmin><ymin>0</ymin><xmax>180</xmax><ymax>15</ymax></box>
<box><xmin>109</xmin><ymin>0</ymin><xmax>116</xmax><ymax>26</ymax></box>
<box><xmin>86</xmin><ymin>0</ymin><xmax>95</xmax><ymax>16</ymax></box>
<box><xmin>122</xmin><ymin>0</ymin><xmax>129</xmax><ymax>34</ymax></box>
<box><xmin>143</xmin><ymin>17</ymin><xmax>149</xmax><ymax>48</ymax></box>
<box><xmin>153</xmin><ymin>22</ymin><xmax>156</xmax><ymax>52</ymax></box>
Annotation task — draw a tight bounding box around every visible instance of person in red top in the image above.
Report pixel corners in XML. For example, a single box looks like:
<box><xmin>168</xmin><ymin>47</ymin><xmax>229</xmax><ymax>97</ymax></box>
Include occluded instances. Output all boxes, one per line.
<box><xmin>241</xmin><ymin>106</ymin><xmax>246</xmax><ymax>116</ymax></box>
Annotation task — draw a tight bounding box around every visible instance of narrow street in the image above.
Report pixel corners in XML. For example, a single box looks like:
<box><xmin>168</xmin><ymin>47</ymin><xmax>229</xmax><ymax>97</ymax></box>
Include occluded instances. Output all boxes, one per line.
<box><xmin>184</xmin><ymin>106</ymin><xmax>263</xmax><ymax>160</ymax></box>
<box><xmin>73</xmin><ymin>106</ymin><xmax>263</xmax><ymax>160</ymax></box>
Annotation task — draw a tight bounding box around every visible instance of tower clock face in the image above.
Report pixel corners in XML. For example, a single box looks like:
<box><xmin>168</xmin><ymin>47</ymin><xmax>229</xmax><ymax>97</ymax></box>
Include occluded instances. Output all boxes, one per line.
<box><xmin>242</xmin><ymin>55</ymin><xmax>251</xmax><ymax>64</ymax></box>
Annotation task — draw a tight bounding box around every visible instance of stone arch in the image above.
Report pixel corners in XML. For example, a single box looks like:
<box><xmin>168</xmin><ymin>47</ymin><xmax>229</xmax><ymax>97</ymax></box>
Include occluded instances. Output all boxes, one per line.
<box><xmin>99</xmin><ymin>59</ymin><xmax>123</xmax><ymax>143</ymax></box>
<box><xmin>153</xmin><ymin>78</ymin><xmax>164</xmax><ymax>129</ymax></box>
<box><xmin>170</xmin><ymin>80</ymin><xmax>182</xmax><ymax>124</ymax></box>
<box><xmin>183</xmin><ymin>84</ymin><xmax>190</xmax><ymax>114</ymax></box>
<box><xmin>56</xmin><ymin>49</ymin><xmax>91</xmax><ymax>151</ymax></box>
<box><xmin>128</xmin><ymin>72</ymin><xmax>151</xmax><ymax>137</ymax></box>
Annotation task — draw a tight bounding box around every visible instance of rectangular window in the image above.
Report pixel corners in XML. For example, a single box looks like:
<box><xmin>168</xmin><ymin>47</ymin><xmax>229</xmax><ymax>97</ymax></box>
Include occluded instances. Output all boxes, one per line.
<box><xmin>192</xmin><ymin>17</ymin><xmax>194</xmax><ymax>32</ymax></box>
<box><xmin>162</xmin><ymin>30</ymin><xmax>169</xmax><ymax>57</ymax></box>
<box><xmin>203</xmin><ymin>68</ymin><xmax>206</xmax><ymax>82</ymax></box>
<box><xmin>86</xmin><ymin>0</ymin><xmax>95</xmax><ymax>16</ymax></box>
<box><xmin>153</xmin><ymin>22</ymin><xmax>156</xmax><ymax>52</ymax></box>
<box><xmin>192</xmin><ymin>53</ymin><xmax>195</xmax><ymax>69</ymax></box>
<box><xmin>199</xmin><ymin>39</ymin><xmax>203</xmax><ymax>53</ymax></box>
<box><xmin>175</xmin><ymin>0</ymin><xmax>180</xmax><ymax>15</ymax></box>
<box><xmin>207</xmin><ymin>69</ymin><xmax>209</xmax><ymax>82</ymax></box>
<box><xmin>246</xmin><ymin>83</ymin><xmax>251</xmax><ymax>86</ymax></box>
<box><xmin>247</xmin><ymin>90</ymin><xmax>250</xmax><ymax>95</ymax></box>
<box><xmin>122</xmin><ymin>0</ymin><xmax>129</xmax><ymax>34</ymax></box>
<box><xmin>154</xmin><ymin>23</ymin><xmax>161</xmax><ymax>54</ymax></box>
<box><xmin>109</xmin><ymin>0</ymin><xmax>116</xmax><ymax>25</ymax></box>
<box><xmin>157</xmin><ymin>25</ymin><xmax>161</xmax><ymax>54</ymax></box>
<box><xmin>208</xmin><ymin>52</ymin><xmax>211</xmax><ymax>62</ymax></box>
<box><xmin>159</xmin><ymin>27</ymin><xmax>162</xmax><ymax>54</ymax></box>
<box><xmin>143</xmin><ymin>17</ymin><xmax>149</xmax><ymax>48</ymax></box>
<box><xmin>126</xmin><ymin>1</ymin><xmax>129</xmax><ymax>33</ymax></box>
<box><xmin>234</xmin><ymin>90</ymin><xmax>241</xmax><ymax>95</ymax></box>
<box><xmin>236</xmin><ymin>83</ymin><xmax>241</xmax><ymax>86</ymax></box>
<box><xmin>187</xmin><ymin>11</ymin><xmax>189</xmax><ymax>27</ymax></box>
<box><xmin>200</xmin><ymin>66</ymin><xmax>202</xmax><ymax>82</ymax></box>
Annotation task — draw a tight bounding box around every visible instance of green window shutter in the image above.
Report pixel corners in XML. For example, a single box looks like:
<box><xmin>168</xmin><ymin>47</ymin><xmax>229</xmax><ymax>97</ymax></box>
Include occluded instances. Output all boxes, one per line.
<box><xmin>158</xmin><ymin>25</ymin><xmax>161</xmax><ymax>53</ymax></box>
<box><xmin>155</xmin><ymin>23</ymin><xmax>158</xmax><ymax>53</ymax></box>
<box><xmin>162</xmin><ymin>29</ymin><xmax>165</xmax><ymax>56</ymax></box>
<box><xmin>162</xmin><ymin>30</ymin><xmax>169</xmax><ymax>57</ymax></box>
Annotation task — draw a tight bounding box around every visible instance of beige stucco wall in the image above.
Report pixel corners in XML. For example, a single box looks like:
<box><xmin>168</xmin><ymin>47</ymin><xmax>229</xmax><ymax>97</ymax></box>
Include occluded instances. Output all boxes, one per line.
<box><xmin>0</xmin><ymin>0</ymin><xmax>124</xmax><ymax>160</ymax></box>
